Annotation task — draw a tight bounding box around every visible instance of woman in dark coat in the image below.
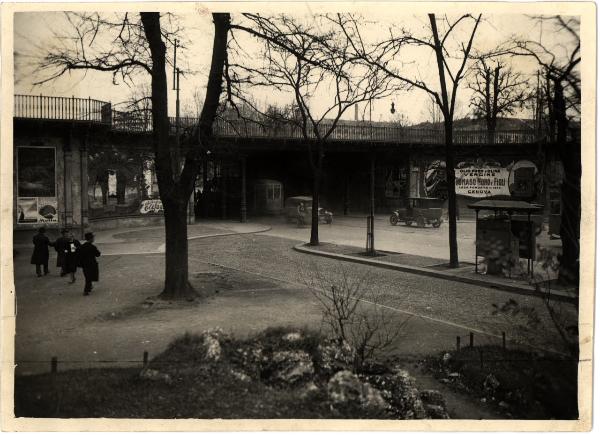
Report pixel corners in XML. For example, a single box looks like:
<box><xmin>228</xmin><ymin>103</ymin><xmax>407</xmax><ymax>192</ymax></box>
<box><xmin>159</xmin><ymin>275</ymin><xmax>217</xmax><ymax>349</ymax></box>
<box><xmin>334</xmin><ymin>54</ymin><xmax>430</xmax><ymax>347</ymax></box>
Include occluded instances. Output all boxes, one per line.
<box><xmin>30</xmin><ymin>227</ymin><xmax>53</xmax><ymax>277</ymax></box>
<box><xmin>54</xmin><ymin>228</ymin><xmax>70</xmax><ymax>276</ymax></box>
<box><xmin>79</xmin><ymin>232</ymin><xmax>101</xmax><ymax>295</ymax></box>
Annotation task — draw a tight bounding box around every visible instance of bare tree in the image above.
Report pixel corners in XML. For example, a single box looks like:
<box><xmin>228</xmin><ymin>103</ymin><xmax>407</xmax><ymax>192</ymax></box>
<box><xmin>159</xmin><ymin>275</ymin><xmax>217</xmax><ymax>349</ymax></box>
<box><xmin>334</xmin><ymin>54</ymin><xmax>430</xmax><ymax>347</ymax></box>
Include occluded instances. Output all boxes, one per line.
<box><xmin>229</xmin><ymin>14</ymin><xmax>397</xmax><ymax>245</ymax></box>
<box><xmin>468</xmin><ymin>57</ymin><xmax>531</xmax><ymax>143</ymax></box>
<box><xmin>335</xmin><ymin>13</ymin><xmax>482</xmax><ymax>267</ymax></box>
<box><xmin>37</xmin><ymin>12</ymin><xmax>230</xmax><ymax>299</ymax></box>
<box><xmin>496</xmin><ymin>16</ymin><xmax>580</xmax><ymax>284</ymax></box>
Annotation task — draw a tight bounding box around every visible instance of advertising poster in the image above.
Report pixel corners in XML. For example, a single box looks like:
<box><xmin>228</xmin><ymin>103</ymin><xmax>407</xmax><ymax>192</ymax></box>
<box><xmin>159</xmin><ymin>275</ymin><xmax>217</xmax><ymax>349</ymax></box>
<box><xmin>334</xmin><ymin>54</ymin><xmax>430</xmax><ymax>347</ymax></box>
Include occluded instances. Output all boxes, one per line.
<box><xmin>16</xmin><ymin>197</ymin><xmax>38</xmax><ymax>223</ymax></box>
<box><xmin>37</xmin><ymin>197</ymin><xmax>59</xmax><ymax>223</ymax></box>
<box><xmin>139</xmin><ymin>199</ymin><xmax>164</xmax><ymax>214</ymax></box>
<box><xmin>17</xmin><ymin>146</ymin><xmax>56</xmax><ymax>197</ymax></box>
<box><xmin>455</xmin><ymin>166</ymin><xmax>511</xmax><ymax>198</ymax></box>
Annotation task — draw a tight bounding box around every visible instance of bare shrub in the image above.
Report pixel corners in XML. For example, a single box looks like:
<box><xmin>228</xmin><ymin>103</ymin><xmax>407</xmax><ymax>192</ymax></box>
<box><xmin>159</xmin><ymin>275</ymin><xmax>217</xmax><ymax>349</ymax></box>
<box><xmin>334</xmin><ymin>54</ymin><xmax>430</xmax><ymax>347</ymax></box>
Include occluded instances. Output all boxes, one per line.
<box><xmin>492</xmin><ymin>246</ymin><xmax>578</xmax><ymax>357</ymax></box>
<box><xmin>304</xmin><ymin>263</ymin><xmax>409</xmax><ymax>371</ymax></box>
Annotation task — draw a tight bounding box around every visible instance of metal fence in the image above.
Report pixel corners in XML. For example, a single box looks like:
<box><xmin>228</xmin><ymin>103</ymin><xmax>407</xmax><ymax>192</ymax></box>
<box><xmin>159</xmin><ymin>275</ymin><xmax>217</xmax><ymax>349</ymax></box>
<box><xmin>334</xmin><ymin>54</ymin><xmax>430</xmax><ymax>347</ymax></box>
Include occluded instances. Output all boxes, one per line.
<box><xmin>14</xmin><ymin>94</ymin><xmax>547</xmax><ymax>145</ymax></box>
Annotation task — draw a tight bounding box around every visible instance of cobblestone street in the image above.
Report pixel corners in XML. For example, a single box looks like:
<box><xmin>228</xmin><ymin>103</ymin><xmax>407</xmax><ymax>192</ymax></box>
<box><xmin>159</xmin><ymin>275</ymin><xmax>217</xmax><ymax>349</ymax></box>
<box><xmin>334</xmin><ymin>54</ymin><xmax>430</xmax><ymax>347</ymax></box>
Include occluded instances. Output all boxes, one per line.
<box><xmin>13</xmin><ymin>222</ymin><xmax>576</xmax><ymax>378</ymax></box>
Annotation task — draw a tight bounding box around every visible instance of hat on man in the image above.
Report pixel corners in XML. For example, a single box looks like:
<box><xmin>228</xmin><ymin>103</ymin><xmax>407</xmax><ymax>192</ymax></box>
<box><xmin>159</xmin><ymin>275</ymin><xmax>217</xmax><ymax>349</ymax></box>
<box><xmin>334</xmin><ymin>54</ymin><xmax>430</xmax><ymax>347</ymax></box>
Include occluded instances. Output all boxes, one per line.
<box><xmin>84</xmin><ymin>232</ymin><xmax>95</xmax><ymax>241</ymax></box>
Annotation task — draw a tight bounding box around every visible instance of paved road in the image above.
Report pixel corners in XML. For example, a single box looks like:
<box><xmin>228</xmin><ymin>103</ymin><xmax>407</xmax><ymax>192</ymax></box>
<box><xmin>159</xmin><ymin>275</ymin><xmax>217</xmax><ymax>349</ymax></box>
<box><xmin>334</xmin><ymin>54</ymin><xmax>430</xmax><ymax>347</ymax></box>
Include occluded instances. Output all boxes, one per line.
<box><xmin>255</xmin><ymin>215</ymin><xmax>561</xmax><ymax>262</ymax></box>
<box><xmin>187</xmin><ymin>232</ymin><xmax>575</xmax><ymax>354</ymax></box>
<box><xmin>13</xmin><ymin>221</ymin><xmax>574</xmax><ymax>380</ymax></box>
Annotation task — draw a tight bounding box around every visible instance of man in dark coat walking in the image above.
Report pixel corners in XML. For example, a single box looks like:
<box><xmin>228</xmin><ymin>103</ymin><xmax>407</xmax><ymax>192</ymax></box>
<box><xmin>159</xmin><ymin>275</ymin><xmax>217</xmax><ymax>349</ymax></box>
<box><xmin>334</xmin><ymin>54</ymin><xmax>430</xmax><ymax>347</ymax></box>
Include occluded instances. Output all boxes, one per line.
<box><xmin>54</xmin><ymin>228</ymin><xmax>70</xmax><ymax>276</ymax></box>
<box><xmin>30</xmin><ymin>227</ymin><xmax>53</xmax><ymax>277</ymax></box>
<box><xmin>79</xmin><ymin>232</ymin><xmax>101</xmax><ymax>296</ymax></box>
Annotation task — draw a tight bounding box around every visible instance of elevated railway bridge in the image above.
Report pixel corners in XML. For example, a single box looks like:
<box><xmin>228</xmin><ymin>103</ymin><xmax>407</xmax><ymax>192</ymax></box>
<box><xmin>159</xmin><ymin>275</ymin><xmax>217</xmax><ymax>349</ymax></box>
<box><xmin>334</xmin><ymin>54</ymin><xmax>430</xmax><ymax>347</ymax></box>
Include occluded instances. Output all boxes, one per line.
<box><xmin>12</xmin><ymin>94</ymin><xmax>556</xmax><ymax>231</ymax></box>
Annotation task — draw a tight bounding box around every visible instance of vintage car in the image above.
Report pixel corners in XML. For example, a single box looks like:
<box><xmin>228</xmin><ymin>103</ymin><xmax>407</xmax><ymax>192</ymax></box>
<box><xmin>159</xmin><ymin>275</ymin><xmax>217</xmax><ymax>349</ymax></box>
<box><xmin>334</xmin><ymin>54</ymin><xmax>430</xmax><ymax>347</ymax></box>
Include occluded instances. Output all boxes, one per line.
<box><xmin>389</xmin><ymin>197</ymin><xmax>444</xmax><ymax>228</ymax></box>
<box><xmin>284</xmin><ymin>196</ymin><xmax>333</xmax><ymax>226</ymax></box>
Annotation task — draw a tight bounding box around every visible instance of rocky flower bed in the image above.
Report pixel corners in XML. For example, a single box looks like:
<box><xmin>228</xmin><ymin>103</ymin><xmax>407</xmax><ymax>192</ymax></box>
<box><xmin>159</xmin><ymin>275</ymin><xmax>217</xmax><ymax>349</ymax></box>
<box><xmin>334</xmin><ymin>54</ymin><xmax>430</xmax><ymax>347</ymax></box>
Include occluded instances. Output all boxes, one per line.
<box><xmin>424</xmin><ymin>345</ymin><xmax>578</xmax><ymax>419</ymax></box>
<box><xmin>16</xmin><ymin>327</ymin><xmax>450</xmax><ymax>419</ymax></box>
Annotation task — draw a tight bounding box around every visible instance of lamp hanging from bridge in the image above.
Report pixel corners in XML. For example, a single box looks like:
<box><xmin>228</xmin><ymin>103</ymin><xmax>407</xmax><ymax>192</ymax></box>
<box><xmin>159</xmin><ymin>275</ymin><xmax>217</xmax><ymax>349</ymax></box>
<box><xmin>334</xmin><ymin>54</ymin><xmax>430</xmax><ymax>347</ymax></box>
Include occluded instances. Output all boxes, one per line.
<box><xmin>390</xmin><ymin>102</ymin><xmax>396</xmax><ymax>114</ymax></box>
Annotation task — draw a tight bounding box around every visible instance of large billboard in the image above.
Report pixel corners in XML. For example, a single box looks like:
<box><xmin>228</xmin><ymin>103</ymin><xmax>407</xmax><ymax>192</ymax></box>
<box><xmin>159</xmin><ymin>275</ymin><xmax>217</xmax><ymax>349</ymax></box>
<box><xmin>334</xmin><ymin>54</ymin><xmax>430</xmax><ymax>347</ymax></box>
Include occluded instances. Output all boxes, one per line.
<box><xmin>16</xmin><ymin>147</ymin><xmax>58</xmax><ymax>224</ymax></box>
<box><xmin>455</xmin><ymin>166</ymin><xmax>510</xmax><ymax>197</ymax></box>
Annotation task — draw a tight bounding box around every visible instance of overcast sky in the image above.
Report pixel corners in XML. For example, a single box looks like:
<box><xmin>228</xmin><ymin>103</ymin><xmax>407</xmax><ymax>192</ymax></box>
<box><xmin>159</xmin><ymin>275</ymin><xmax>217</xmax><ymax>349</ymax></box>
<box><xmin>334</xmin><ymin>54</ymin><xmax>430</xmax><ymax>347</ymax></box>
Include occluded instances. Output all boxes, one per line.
<box><xmin>14</xmin><ymin>9</ymin><xmax>579</xmax><ymax>124</ymax></box>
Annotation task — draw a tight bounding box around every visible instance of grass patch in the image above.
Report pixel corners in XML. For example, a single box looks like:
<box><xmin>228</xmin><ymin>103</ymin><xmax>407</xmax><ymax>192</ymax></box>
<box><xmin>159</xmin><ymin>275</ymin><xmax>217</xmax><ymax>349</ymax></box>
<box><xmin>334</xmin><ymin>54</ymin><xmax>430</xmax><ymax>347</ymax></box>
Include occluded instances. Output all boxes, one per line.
<box><xmin>425</xmin><ymin>345</ymin><xmax>578</xmax><ymax>419</ymax></box>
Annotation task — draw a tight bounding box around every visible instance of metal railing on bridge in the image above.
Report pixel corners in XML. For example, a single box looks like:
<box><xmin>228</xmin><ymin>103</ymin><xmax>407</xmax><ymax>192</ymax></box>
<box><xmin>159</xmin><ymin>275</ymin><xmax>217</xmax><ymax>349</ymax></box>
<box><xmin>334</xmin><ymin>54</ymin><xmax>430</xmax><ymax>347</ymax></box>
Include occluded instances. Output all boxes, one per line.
<box><xmin>14</xmin><ymin>94</ymin><xmax>544</xmax><ymax>145</ymax></box>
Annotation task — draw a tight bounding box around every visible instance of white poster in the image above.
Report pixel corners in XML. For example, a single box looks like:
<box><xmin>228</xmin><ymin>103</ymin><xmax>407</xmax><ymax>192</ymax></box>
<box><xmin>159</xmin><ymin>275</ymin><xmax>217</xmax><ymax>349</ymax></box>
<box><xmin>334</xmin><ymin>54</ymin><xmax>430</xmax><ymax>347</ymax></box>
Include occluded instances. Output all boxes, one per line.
<box><xmin>140</xmin><ymin>199</ymin><xmax>164</xmax><ymax>214</ymax></box>
<box><xmin>17</xmin><ymin>197</ymin><xmax>38</xmax><ymax>223</ymax></box>
<box><xmin>37</xmin><ymin>197</ymin><xmax>59</xmax><ymax>223</ymax></box>
<box><xmin>455</xmin><ymin>166</ymin><xmax>510</xmax><ymax>198</ymax></box>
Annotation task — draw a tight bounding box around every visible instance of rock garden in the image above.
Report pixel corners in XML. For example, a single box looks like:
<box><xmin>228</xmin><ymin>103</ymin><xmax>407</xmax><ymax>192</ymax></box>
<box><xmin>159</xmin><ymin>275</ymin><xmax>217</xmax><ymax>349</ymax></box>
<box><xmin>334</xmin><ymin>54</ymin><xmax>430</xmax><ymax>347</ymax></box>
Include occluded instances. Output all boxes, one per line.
<box><xmin>15</xmin><ymin>326</ymin><xmax>450</xmax><ymax>419</ymax></box>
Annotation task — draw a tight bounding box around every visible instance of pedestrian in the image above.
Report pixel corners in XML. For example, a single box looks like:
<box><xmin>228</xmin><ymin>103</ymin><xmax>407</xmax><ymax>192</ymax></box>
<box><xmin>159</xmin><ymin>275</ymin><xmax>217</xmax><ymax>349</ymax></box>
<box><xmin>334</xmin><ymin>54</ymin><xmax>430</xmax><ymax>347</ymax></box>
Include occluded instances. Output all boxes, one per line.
<box><xmin>54</xmin><ymin>228</ymin><xmax>70</xmax><ymax>276</ymax></box>
<box><xmin>30</xmin><ymin>227</ymin><xmax>53</xmax><ymax>277</ymax></box>
<box><xmin>78</xmin><ymin>232</ymin><xmax>101</xmax><ymax>296</ymax></box>
<box><xmin>63</xmin><ymin>230</ymin><xmax>81</xmax><ymax>284</ymax></box>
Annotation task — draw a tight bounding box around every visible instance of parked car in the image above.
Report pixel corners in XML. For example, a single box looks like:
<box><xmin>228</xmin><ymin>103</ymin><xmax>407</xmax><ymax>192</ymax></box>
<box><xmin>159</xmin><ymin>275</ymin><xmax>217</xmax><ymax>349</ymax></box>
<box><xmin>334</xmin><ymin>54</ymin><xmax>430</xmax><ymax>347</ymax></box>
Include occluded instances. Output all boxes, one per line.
<box><xmin>284</xmin><ymin>196</ymin><xmax>333</xmax><ymax>226</ymax></box>
<box><xmin>389</xmin><ymin>197</ymin><xmax>444</xmax><ymax>228</ymax></box>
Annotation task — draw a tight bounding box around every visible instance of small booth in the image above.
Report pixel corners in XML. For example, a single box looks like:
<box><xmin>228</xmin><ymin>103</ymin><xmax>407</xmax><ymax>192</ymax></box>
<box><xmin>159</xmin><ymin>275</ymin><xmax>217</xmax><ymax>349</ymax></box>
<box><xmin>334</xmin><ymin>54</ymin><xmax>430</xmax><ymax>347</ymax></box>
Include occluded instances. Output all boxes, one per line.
<box><xmin>468</xmin><ymin>200</ymin><xmax>542</xmax><ymax>277</ymax></box>
<box><xmin>253</xmin><ymin>179</ymin><xmax>283</xmax><ymax>215</ymax></box>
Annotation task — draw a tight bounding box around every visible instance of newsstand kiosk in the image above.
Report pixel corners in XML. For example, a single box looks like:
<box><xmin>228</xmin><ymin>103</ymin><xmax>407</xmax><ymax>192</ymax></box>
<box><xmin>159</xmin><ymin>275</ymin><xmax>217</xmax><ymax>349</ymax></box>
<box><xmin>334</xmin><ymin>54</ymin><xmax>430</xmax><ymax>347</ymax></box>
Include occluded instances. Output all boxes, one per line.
<box><xmin>468</xmin><ymin>200</ymin><xmax>542</xmax><ymax>277</ymax></box>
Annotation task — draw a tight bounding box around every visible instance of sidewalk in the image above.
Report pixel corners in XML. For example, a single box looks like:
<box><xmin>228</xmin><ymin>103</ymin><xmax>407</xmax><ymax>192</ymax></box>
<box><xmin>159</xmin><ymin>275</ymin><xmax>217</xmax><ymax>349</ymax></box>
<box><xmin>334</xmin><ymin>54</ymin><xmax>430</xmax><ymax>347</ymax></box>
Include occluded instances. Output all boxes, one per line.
<box><xmin>13</xmin><ymin>220</ymin><xmax>271</xmax><ymax>256</ymax></box>
<box><xmin>294</xmin><ymin>242</ymin><xmax>577</xmax><ymax>302</ymax></box>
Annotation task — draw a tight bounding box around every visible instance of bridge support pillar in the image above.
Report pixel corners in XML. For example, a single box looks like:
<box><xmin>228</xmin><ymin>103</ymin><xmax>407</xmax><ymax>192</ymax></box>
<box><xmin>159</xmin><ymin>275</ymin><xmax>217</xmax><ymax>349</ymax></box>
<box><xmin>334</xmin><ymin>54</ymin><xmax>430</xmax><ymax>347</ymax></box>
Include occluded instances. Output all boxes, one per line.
<box><xmin>221</xmin><ymin>160</ymin><xmax>227</xmax><ymax>220</ymax></box>
<box><xmin>79</xmin><ymin>136</ymin><xmax>89</xmax><ymax>238</ymax></box>
<box><xmin>63</xmin><ymin>134</ymin><xmax>74</xmax><ymax>228</ymax></box>
<box><xmin>367</xmin><ymin>151</ymin><xmax>376</xmax><ymax>255</ymax></box>
<box><xmin>240</xmin><ymin>156</ymin><xmax>247</xmax><ymax>223</ymax></box>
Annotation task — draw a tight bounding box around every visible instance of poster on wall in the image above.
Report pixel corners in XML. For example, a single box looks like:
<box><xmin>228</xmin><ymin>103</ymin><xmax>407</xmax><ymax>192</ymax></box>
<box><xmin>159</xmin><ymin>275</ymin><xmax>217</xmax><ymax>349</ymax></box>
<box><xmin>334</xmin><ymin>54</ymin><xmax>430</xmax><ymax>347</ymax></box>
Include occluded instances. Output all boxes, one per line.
<box><xmin>16</xmin><ymin>197</ymin><xmax>59</xmax><ymax>224</ymax></box>
<box><xmin>140</xmin><ymin>199</ymin><xmax>163</xmax><ymax>214</ymax></box>
<box><xmin>17</xmin><ymin>146</ymin><xmax>56</xmax><ymax>197</ymax></box>
<box><xmin>17</xmin><ymin>147</ymin><xmax>58</xmax><ymax>224</ymax></box>
<box><xmin>455</xmin><ymin>166</ymin><xmax>510</xmax><ymax>198</ymax></box>
<box><xmin>37</xmin><ymin>197</ymin><xmax>59</xmax><ymax>223</ymax></box>
<box><xmin>17</xmin><ymin>198</ymin><xmax>38</xmax><ymax>223</ymax></box>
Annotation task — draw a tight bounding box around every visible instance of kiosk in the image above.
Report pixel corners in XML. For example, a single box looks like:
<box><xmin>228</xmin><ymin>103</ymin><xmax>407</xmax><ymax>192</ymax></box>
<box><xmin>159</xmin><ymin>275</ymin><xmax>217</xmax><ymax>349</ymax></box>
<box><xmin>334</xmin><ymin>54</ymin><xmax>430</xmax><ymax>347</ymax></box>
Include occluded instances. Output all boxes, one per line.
<box><xmin>468</xmin><ymin>200</ymin><xmax>542</xmax><ymax>277</ymax></box>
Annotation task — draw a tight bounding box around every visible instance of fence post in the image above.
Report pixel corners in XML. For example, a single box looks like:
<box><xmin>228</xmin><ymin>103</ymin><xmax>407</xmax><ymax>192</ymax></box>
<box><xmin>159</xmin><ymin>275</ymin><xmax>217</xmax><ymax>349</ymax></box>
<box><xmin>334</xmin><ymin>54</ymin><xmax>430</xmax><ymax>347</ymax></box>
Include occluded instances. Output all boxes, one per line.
<box><xmin>469</xmin><ymin>332</ymin><xmax>474</xmax><ymax>348</ymax></box>
<box><xmin>51</xmin><ymin>356</ymin><xmax>58</xmax><ymax>373</ymax></box>
<box><xmin>143</xmin><ymin>351</ymin><xmax>149</xmax><ymax>367</ymax></box>
<box><xmin>479</xmin><ymin>349</ymin><xmax>484</xmax><ymax>369</ymax></box>
<box><xmin>456</xmin><ymin>336</ymin><xmax>461</xmax><ymax>351</ymax></box>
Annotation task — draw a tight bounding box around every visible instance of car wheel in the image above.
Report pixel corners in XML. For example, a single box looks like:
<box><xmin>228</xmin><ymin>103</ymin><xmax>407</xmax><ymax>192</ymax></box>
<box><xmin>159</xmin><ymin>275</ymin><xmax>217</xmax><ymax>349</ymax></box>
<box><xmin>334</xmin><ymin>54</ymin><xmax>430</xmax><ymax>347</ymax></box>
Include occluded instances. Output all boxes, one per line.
<box><xmin>327</xmin><ymin>217</ymin><xmax>333</xmax><ymax>224</ymax></box>
<box><xmin>416</xmin><ymin>216</ymin><xmax>426</xmax><ymax>228</ymax></box>
<box><xmin>390</xmin><ymin>214</ymin><xmax>399</xmax><ymax>226</ymax></box>
<box><xmin>432</xmin><ymin>219</ymin><xmax>442</xmax><ymax>228</ymax></box>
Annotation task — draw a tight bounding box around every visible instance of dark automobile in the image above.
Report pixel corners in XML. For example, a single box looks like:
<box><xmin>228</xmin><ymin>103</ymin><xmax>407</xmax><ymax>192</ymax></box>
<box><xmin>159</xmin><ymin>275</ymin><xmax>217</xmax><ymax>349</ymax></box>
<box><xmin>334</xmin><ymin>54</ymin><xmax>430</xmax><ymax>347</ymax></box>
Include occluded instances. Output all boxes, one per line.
<box><xmin>284</xmin><ymin>196</ymin><xmax>333</xmax><ymax>226</ymax></box>
<box><xmin>389</xmin><ymin>197</ymin><xmax>444</xmax><ymax>228</ymax></box>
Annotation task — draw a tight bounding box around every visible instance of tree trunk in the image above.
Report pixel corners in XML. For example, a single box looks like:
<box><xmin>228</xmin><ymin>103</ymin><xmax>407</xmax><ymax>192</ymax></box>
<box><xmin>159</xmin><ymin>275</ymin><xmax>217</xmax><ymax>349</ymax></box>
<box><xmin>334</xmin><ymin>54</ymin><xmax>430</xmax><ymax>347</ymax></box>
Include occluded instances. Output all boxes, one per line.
<box><xmin>310</xmin><ymin>165</ymin><xmax>321</xmax><ymax>246</ymax></box>
<box><xmin>141</xmin><ymin>12</ymin><xmax>195</xmax><ymax>299</ymax></box>
<box><xmin>116</xmin><ymin>174</ymin><xmax>127</xmax><ymax>204</ymax></box>
<box><xmin>100</xmin><ymin>180</ymin><xmax>108</xmax><ymax>205</ymax></box>
<box><xmin>486</xmin><ymin>118</ymin><xmax>496</xmax><ymax>145</ymax></box>
<box><xmin>141</xmin><ymin>12</ymin><xmax>229</xmax><ymax>299</ymax></box>
<box><xmin>553</xmin><ymin>80</ymin><xmax>580</xmax><ymax>285</ymax></box>
<box><xmin>444</xmin><ymin>121</ymin><xmax>459</xmax><ymax>267</ymax></box>
<box><xmin>161</xmin><ymin>197</ymin><xmax>194</xmax><ymax>299</ymax></box>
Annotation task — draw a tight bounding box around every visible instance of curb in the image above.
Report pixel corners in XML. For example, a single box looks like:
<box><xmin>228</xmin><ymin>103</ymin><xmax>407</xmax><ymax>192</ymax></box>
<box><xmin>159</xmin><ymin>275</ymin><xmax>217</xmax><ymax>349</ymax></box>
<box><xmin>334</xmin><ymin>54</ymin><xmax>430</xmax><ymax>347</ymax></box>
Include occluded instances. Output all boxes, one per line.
<box><xmin>102</xmin><ymin>226</ymin><xmax>273</xmax><ymax>256</ymax></box>
<box><xmin>293</xmin><ymin>244</ymin><xmax>577</xmax><ymax>303</ymax></box>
